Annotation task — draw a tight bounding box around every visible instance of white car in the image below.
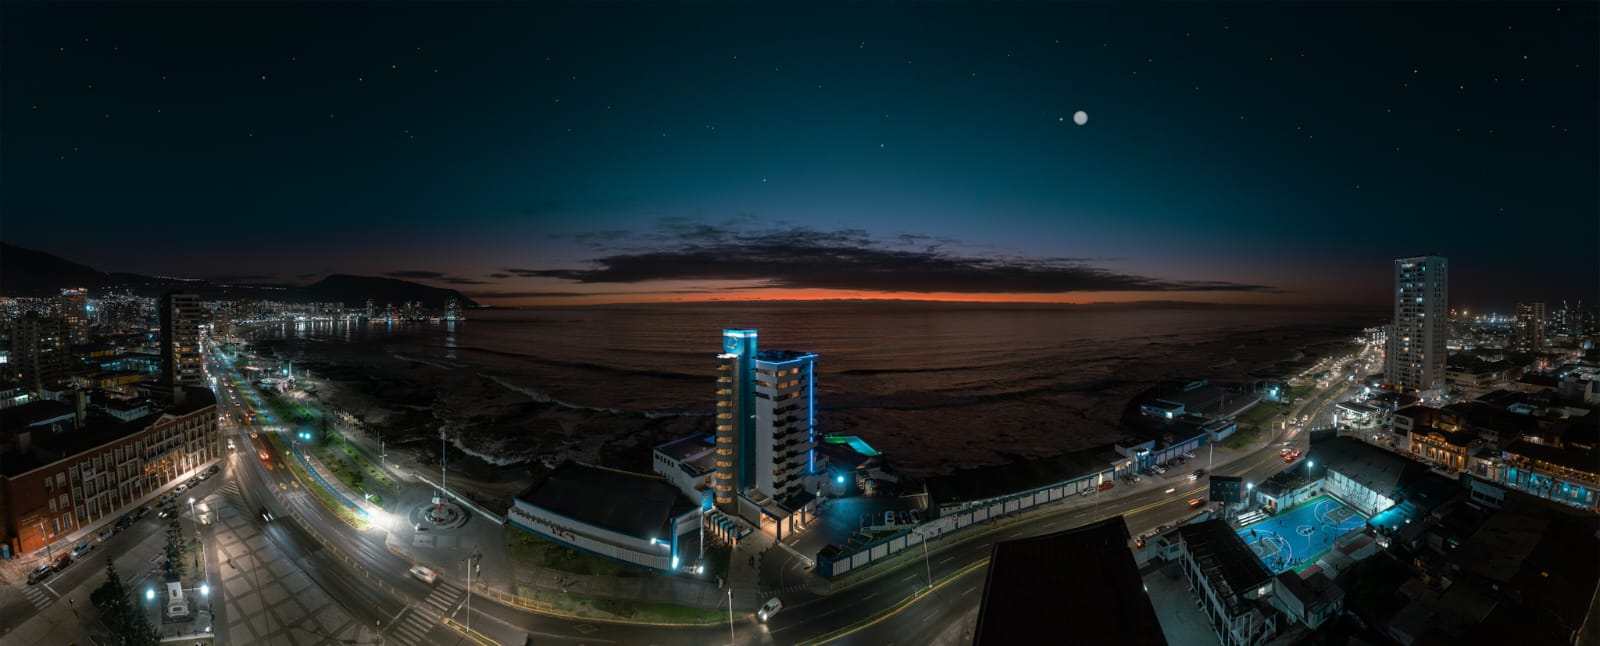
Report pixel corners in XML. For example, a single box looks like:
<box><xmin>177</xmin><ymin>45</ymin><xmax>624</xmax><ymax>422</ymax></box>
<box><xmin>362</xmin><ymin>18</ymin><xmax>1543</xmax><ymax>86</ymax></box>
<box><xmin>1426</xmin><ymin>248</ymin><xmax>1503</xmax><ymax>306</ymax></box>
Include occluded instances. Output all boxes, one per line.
<box><xmin>410</xmin><ymin>565</ymin><xmax>438</xmax><ymax>584</ymax></box>
<box><xmin>758</xmin><ymin>597</ymin><xmax>783</xmax><ymax>623</ymax></box>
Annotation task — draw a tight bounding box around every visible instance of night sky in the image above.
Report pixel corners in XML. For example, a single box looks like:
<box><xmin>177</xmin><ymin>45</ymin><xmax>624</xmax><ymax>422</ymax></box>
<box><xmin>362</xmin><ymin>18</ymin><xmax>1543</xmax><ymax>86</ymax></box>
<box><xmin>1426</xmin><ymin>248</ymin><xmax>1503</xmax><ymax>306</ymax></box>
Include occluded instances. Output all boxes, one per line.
<box><xmin>2</xmin><ymin>3</ymin><xmax>1594</xmax><ymax>310</ymax></box>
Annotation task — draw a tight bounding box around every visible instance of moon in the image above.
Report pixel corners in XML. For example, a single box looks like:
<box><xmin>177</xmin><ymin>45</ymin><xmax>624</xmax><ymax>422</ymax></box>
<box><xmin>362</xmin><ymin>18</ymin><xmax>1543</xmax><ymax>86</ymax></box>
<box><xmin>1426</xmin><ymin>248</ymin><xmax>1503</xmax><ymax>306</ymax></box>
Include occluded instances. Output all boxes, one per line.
<box><xmin>1073</xmin><ymin>110</ymin><xmax>1089</xmax><ymax>126</ymax></box>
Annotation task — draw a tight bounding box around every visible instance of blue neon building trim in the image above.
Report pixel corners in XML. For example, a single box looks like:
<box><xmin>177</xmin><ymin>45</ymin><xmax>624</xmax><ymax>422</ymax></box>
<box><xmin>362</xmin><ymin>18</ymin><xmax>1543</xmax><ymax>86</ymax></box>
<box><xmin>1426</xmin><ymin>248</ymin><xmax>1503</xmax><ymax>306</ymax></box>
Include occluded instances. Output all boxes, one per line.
<box><xmin>809</xmin><ymin>357</ymin><xmax>816</xmax><ymax>475</ymax></box>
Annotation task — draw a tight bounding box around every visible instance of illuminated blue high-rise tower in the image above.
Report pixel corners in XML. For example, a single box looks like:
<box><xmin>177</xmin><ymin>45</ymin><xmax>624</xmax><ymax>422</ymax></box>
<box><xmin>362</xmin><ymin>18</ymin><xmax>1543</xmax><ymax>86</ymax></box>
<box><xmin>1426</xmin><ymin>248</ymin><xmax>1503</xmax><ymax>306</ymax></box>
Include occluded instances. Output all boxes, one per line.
<box><xmin>713</xmin><ymin>330</ymin><xmax>819</xmax><ymax>534</ymax></box>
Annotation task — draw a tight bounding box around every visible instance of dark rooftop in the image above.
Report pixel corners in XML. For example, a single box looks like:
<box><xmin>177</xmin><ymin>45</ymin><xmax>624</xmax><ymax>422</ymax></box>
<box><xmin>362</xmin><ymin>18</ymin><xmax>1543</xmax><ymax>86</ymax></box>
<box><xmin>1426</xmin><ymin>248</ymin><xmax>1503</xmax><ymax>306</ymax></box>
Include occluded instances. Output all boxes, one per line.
<box><xmin>517</xmin><ymin>461</ymin><xmax>695</xmax><ymax>541</ymax></box>
<box><xmin>974</xmin><ymin>516</ymin><xmax>1165</xmax><ymax>646</ymax></box>
<box><xmin>0</xmin><ymin>400</ymin><xmax>75</xmax><ymax>432</ymax></box>
<box><xmin>1502</xmin><ymin>439</ymin><xmax>1599</xmax><ymax>474</ymax></box>
<box><xmin>1175</xmin><ymin>519</ymin><xmax>1274</xmax><ymax>617</ymax></box>
<box><xmin>1313</xmin><ymin>436</ymin><xmax>1410</xmax><ymax>499</ymax></box>
<box><xmin>653</xmin><ymin>434</ymin><xmax>715</xmax><ymax>463</ymax></box>
<box><xmin>753</xmin><ymin>349</ymin><xmax>815</xmax><ymax>363</ymax></box>
<box><xmin>1274</xmin><ymin>569</ymin><xmax>1343</xmax><ymax>616</ymax></box>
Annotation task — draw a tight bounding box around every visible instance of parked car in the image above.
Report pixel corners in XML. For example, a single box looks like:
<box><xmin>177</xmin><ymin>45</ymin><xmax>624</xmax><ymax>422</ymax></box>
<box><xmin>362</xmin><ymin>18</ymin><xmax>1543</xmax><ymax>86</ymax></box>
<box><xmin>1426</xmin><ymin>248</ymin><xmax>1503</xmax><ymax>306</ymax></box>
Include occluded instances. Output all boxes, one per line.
<box><xmin>115</xmin><ymin>516</ymin><xmax>135</xmax><ymax>531</ymax></box>
<box><xmin>135</xmin><ymin>504</ymin><xmax>152</xmax><ymax>519</ymax></box>
<box><xmin>27</xmin><ymin>564</ymin><xmax>53</xmax><ymax>585</ymax></box>
<box><xmin>51</xmin><ymin>553</ymin><xmax>72</xmax><ymax>571</ymax></box>
<box><xmin>206</xmin><ymin>464</ymin><xmax>220</xmax><ymax>476</ymax></box>
<box><xmin>758</xmin><ymin>597</ymin><xmax>784</xmax><ymax>623</ymax></box>
<box><xmin>1188</xmin><ymin>497</ymin><xmax>1208</xmax><ymax>509</ymax></box>
<box><xmin>159</xmin><ymin>493</ymin><xmax>176</xmax><ymax>505</ymax></box>
<box><xmin>159</xmin><ymin>506</ymin><xmax>179</xmax><ymax>519</ymax></box>
<box><xmin>186</xmin><ymin>477</ymin><xmax>200</xmax><ymax>488</ymax></box>
<box><xmin>71</xmin><ymin>541</ymin><xmax>94</xmax><ymax>558</ymax></box>
<box><xmin>96</xmin><ymin>528</ymin><xmax>115</xmax><ymax>543</ymax></box>
<box><xmin>409</xmin><ymin>565</ymin><xmax>438</xmax><ymax>584</ymax></box>
<box><xmin>175</xmin><ymin>484</ymin><xmax>188</xmax><ymax>494</ymax></box>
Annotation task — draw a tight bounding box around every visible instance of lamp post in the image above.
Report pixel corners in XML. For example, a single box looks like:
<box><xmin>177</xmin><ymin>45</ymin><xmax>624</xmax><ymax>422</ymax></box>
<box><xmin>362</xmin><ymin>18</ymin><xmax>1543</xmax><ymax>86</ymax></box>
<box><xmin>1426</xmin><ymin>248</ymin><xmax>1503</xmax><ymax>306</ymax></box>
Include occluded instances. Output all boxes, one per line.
<box><xmin>727</xmin><ymin>588</ymin><xmax>735</xmax><ymax>646</ymax></box>
<box><xmin>920</xmin><ymin>531</ymin><xmax>933</xmax><ymax>590</ymax></box>
<box><xmin>462</xmin><ymin>546</ymin><xmax>480</xmax><ymax>634</ymax></box>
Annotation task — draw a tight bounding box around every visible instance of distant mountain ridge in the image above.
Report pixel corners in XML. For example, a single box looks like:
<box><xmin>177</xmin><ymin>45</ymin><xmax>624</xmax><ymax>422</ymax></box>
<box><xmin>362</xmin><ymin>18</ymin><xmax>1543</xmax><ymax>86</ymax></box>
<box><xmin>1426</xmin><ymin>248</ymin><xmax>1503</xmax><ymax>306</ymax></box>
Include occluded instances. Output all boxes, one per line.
<box><xmin>0</xmin><ymin>243</ymin><xmax>478</xmax><ymax>307</ymax></box>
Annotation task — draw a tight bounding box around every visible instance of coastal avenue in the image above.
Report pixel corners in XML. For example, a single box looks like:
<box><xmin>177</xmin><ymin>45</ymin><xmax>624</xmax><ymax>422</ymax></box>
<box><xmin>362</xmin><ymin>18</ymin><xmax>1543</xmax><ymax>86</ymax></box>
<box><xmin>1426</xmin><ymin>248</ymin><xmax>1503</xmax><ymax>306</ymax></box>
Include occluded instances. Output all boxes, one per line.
<box><xmin>199</xmin><ymin>333</ymin><xmax>1366</xmax><ymax>645</ymax></box>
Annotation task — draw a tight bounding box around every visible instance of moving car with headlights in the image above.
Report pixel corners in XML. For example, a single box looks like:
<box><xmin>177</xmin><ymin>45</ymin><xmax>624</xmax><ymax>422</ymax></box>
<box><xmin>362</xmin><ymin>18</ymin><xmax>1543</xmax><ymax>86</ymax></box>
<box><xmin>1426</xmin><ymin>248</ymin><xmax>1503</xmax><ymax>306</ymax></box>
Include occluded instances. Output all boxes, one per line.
<box><xmin>410</xmin><ymin>565</ymin><xmax>439</xmax><ymax>584</ymax></box>
<box><xmin>758</xmin><ymin>597</ymin><xmax>783</xmax><ymax>622</ymax></box>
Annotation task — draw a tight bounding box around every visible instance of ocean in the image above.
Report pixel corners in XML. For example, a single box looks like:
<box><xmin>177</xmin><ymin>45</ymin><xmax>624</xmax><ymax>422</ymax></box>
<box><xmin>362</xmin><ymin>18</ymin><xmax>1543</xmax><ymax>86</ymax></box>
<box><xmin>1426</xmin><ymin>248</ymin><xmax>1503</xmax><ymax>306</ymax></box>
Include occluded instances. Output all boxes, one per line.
<box><xmin>247</xmin><ymin>303</ymin><xmax>1381</xmax><ymax>477</ymax></box>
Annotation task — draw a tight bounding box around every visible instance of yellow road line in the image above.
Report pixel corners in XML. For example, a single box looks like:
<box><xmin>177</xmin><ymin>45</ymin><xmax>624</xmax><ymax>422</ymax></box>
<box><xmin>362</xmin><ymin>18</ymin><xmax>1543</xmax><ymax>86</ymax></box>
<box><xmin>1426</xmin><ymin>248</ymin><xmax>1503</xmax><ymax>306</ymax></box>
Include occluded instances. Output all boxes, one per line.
<box><xmin>796</xmin><ymin>559</ymin><xmax>991</xmax><ymax>646</ymax></box>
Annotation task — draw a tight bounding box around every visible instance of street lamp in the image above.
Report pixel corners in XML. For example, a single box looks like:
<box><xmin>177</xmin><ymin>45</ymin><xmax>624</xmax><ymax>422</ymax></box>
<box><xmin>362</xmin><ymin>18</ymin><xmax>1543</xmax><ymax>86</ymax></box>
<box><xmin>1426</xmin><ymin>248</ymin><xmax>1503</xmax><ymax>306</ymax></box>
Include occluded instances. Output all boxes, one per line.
<box><xmin>920</xmin><ymin>531</ymin><xmax>933</xmax><ymax>590</ymax></box>
<box><xmin>727</xmin><ymin>588</ymin><xmax>736</xmax><ymax>646</ymax></box>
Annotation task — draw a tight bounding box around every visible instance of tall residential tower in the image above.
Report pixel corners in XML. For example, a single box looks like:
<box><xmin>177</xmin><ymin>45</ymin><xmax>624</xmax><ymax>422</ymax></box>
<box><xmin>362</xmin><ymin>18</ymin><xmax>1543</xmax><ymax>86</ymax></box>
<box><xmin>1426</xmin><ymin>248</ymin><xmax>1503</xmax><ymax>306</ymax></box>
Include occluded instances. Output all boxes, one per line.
<box><xmin>1385</xmin><ymin>256</ymin><xmax>1448</xmax><ymax>394</ymax></box>
<box><xmin>713</xmin><ymin>329</ymin><xmax>819</xmax><ymax>537</ymax></box>
<box><xmin>1515</xmin><ymin>302</ymin><xmax>1546</xmax><ymax>351</ymax></box>
<box><xmin>159</xmin><ymin>292</ymin><xmax>205</xmax><ymax>389</ymax></box>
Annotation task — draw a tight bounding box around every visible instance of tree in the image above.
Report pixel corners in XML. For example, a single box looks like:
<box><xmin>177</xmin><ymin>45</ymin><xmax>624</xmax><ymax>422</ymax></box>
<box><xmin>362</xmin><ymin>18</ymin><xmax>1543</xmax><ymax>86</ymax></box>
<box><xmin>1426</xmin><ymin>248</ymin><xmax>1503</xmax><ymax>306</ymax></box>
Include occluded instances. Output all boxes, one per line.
<box><xmin>94</xmin><ymin>558</ymin><xmax>159</xmax><ymax>646</ymax></box>
<box><xmin>163</xmin><ymin>517</ymin><xmax>186</xmax><ymax>581</ymax></box>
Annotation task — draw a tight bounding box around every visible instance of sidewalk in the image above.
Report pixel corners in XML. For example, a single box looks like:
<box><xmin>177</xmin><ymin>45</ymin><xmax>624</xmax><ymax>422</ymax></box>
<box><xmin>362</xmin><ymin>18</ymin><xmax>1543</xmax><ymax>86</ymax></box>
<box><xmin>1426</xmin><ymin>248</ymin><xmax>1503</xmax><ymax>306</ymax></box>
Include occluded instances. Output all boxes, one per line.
<box><xmin>0</xmin><ymin>457</ymin><xmax>223</xmax><ymax>582</ymax></box>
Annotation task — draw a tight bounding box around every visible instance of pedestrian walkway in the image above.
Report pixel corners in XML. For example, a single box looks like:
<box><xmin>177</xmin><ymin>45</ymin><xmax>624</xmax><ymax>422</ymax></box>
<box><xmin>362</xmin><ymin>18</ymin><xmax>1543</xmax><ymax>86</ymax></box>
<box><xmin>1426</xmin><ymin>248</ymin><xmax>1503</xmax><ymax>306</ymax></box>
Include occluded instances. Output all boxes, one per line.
<box><xmin>389</xmin><ymin>580</ymin><xmax>463</xmax><ymax>646</ymax></box>
<box><xmin>20</xmin><ymin>582</ymin><xmax>52</xmax><ymax>610</ymax></box>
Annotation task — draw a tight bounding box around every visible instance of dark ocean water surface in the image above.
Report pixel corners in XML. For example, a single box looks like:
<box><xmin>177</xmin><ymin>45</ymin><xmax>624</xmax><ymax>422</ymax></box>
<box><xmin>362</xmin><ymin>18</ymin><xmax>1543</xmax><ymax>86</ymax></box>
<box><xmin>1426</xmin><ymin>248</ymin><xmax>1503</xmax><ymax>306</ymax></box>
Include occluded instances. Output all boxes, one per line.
<box><xmin>253</xmin><ymin>303</ymin><xmax>1379</xmax><ymax>475</ymax></box>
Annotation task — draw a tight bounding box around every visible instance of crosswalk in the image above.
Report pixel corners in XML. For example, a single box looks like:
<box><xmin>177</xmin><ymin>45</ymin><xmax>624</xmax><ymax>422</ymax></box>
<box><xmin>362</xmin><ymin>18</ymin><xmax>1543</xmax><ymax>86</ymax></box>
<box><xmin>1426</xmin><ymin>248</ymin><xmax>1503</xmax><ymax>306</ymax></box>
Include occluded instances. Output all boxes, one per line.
<box><xmin>21</xmin><ymin>582</ymin><xmax>53</xmax><ymax>610</ymax></box>
<box><xmin>388</xmin><ymin>581</ymin><xmax>463</xmax><ymax>645</ymax></box>
<box><xmin>217</xmin><ymin>481</ymin><xmax>246</xmax><ymax>508</ymax></box>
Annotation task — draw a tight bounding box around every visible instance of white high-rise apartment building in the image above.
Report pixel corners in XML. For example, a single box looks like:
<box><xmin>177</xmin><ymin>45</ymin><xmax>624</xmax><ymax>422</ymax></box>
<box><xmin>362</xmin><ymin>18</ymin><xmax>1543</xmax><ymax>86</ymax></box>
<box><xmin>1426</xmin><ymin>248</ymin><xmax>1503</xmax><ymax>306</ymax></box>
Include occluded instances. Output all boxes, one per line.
<box><xmin>1385</xmin><ymin>256</ymin><xmax>1448</xmax><ymax>393</ymax></box>
<box><xmin>714</xmin><ymin>329</ymin><xmax>818</xmax><ymax>538</ymax></box>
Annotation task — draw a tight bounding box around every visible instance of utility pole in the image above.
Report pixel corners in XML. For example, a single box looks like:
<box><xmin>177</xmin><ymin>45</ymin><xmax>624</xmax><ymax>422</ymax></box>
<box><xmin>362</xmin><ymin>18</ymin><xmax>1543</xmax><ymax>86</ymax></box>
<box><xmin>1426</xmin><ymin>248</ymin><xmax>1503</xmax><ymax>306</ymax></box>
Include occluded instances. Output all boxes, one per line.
<box><xmin>463</xmin><ymin>546</ymin><xmax>479</xmax><ymax>634</ymax></box>
<box><xmin>727</xmin><ymin>588</ymin><xmax>735</xmax><ymax>646</ymax></box>
<box><xmin>920</xmin><ymin>531</ymin><xmax>933</xmax><ymax>590</ymax></box>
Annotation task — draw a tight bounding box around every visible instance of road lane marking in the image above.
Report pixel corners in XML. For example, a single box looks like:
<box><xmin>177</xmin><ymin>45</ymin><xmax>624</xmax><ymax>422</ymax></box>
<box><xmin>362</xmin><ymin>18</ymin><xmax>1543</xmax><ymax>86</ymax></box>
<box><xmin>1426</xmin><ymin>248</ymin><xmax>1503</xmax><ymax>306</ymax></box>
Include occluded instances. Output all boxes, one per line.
<box><xmin>938</xmin><ymin>556</ymin><xmax>953</xmax><ymax>565</ymax></box>
<box><xmin>863</xmin><ymin>592</ymin><xmax>879</xmax><ymax>600</ymax></box>
<box><xmin>962</xmin><ymin>586</ymin><xmax>976</xmax><ymax>596</ymax></box>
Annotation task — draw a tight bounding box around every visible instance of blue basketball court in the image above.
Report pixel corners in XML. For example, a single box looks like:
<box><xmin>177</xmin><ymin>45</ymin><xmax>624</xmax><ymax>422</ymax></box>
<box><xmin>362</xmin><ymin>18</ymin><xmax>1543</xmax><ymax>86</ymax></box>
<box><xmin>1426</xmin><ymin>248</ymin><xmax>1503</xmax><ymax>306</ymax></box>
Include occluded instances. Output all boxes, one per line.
<box><xmin>1237</xmin><ymin>495</ymin><xmax>1366</xmax><ymax>574</ymax></box>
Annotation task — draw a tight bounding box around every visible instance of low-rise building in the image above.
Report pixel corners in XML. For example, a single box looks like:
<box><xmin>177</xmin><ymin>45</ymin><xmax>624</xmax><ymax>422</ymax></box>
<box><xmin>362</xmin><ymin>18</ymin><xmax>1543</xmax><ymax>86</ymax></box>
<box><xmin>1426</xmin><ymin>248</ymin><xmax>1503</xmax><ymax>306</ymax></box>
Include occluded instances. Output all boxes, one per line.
<box><xmin>1318</xmin><ymin>437</ymin><xmax>1409</xmax><ymax>517</ymax></box>
<box><xmin>0</xmin><ymin>388</ymin><xmax>219</xmax><ymax>555</ymax></box>
<box><xmin>1141</xmin><ymin>399</ymin><xmax>1185</xmax><ymax>420</ymax></box>
<box><xmin>1409</xmin><ymin>425</ymin><xmax>1485</xmax><ymax>472</ymax></box>
<box><xmin>1172</xmin><ymin>519</ymin><xmax>1280</xmax><ymax>646</ymax></box>
<box><xmin>508</xmin><ymin>461</ymin><xmax>701</xmax><ymax>573</ymax></box>
<box><xmin>1269</xmin><ymin>569</ymin><xmax>1343</xmax><ymax>630</ymax></box>
<box><xmin>651</xmin><ymin>434</ymin><xmax>717</xmax><ymax>502</ymax></box>
<box><xmin>1495</xmin><ymin>440</ymin><xmax>1599</xmax><ymax>510</ymax></box>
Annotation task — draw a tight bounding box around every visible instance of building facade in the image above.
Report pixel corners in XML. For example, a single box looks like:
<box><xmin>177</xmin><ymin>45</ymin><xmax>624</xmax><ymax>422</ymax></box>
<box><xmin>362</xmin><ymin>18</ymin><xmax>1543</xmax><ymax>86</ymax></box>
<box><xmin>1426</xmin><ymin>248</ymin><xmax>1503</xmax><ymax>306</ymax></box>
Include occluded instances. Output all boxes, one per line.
<box><xmin>158</xmin><ymin>292</ymin><xmax>205</xmax><ymax>388</ymax></box>
<box><xmin>1514</xmin><ymin>301</ymin><xmax>1545</xmax><ymax>351</ymax></box>
<box><xmin>0</xmin><ymin>390</ymin><xmax>220</xmax><ymax>556</ymax></box>
<box><xmin>57</xmin><ymin>288</ymin><xmax>90</xmax><ymax>345</ymax></box>
<box><xmin>713</xmin><ymin>329</ymin><xmax>819</xmax><ymax>537</ymax></box>
<box><xmin>1173</xmin><ymin>520</ymin><xmax>1280</xmax><ymax>646</ymax></box>
<box><xmin>11</xmin><ymin>314</ymin><xmax>70</xmax><ymax>393</ymax></box>
<box><xmin>1385</xmin><ymin>256</ymin><xmax>1448</xmax><ymax>393</ymax></box>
